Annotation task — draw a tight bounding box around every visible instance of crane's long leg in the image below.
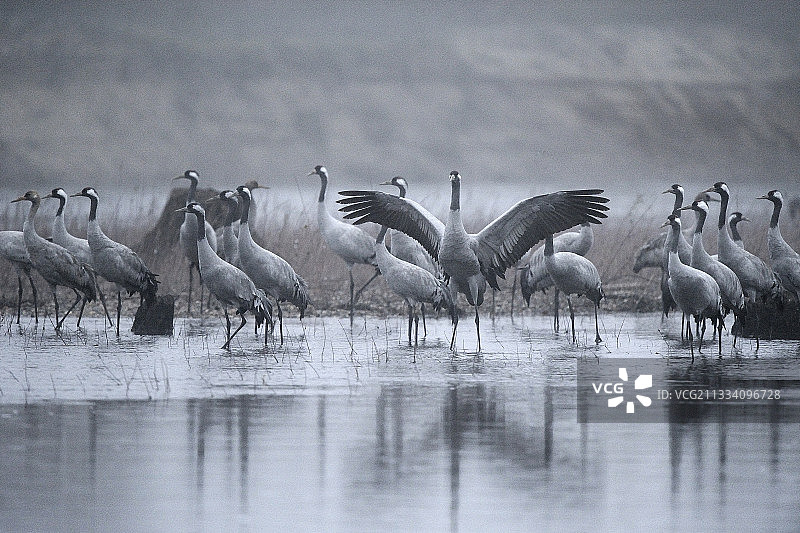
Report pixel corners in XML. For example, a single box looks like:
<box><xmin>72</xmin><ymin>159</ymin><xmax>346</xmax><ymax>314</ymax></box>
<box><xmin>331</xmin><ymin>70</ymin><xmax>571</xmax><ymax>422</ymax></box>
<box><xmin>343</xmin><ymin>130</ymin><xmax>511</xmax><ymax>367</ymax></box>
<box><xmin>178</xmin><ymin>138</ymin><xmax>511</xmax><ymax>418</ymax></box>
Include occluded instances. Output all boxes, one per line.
<box><xmin>199</xmin><ymin>272</ymin><xmax>205</xmax><ymax>315</ymax></box>
<box><xmin>414</xmin><ymin>309</ymin><xmax>419</xmax><ymax>348</ymax></box>
<box><xmin>75</xmin><ymin>289</ymin><xmax>87</xmax><ymax>328</ymax></box>
<box><xmin>353</xmin><ymin>269</ymin><xmax>380</xmax><ymax>307</ymax></box>
<box><xmin>349</xmin><ymin>266</ymin><xmax>355</xmax><ymax>325</ymax></box>
<box><xmin>553</xmin><ymin>288</ymin><xmax>560</xmax><ymax>332</ymax></box>
<box><xmin>594</xmin><ymin>302</ymin><xmax>602</xmax><ymax>344</ymax></box>
<box><xmin>223</xmin><ymin>313</ymin><xmax>247</xmax><ymax>350</ymax></box>
<box><xmin>51</xmin><ymin>286</ymin><xmax>60</xmax><ymax>331</ymax></box>
<box><xmin>57</xmin><ymin>289</ymin><xmax>82</xmax><ymax>329</ymax></box>
<box><xmin>96</xmin><ymin>282</ymin><xmax>113</xmax><ymax>327</ymax></box>
<box><xmin>223</xmin><ymin>307</ymin><xmax>231</xmax><ymax>347</ymax></box>
<box><xmin>407</xmin><ymin>304</ymin><xmax>413</xmax><ymax>347</ymax></box>
<box><xmin>717</xmin><ymin>316</ymin><xmax>724</xmax><ymax>355</ymax></box>
<box><xmin>567</xmin><ymin>296</ymin><xmax>576</xmax><ymax>344</ymax></box>
<box><xmin>474</xmin><ymin>306</ymin><xmax>481</xmax><ymax>352</ymax></box>
<box><xmin>688</xmin><ymin>321</ymin><xmax>694</xmax><ymax>362</ymax></box>
<box><xmin>16</xmin><ymin>274</ymin><xmax>23</xmax><ymax>324</ymax></box>
<box><xmin>187</xmin><ymin>264</ymin><xmax>193</xmax><ymax>316</ymax></box>
<box><xmin>698</xmin><ymin>316</ymin><xmax>706</xmax><ymax>353</ymax></box>
<box><xmin>27</xmin><ymin>272</ymin><xmax>38</xmax><ymax>323</ymax></box>
<box><xmin>421</xmin><ymin>304</ymin><xmax>427</xmax><ymax>337</ymax></box>
<box><xmin>276</xmin><ymin>301</ymin><xmax>284</xmax><ymax>345</ymax></box>
<box><xmin>116</xmin><ymin>291</ymin><xmax>122</xmax><ymax>336</ymax></box>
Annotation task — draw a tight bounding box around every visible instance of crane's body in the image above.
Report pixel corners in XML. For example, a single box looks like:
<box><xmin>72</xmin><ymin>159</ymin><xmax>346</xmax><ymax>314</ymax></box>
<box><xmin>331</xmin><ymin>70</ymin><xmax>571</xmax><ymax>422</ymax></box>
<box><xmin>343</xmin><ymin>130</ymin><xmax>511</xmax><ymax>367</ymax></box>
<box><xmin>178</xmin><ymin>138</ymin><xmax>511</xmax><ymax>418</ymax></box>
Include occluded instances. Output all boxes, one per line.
<box><xmin>309</xmin><ymin>166</ymin><xmax>379</xmax><ymax>323</ymax></box>
<box><xmin>0</xmin><ymin>230</ymin><xmax>38</xmax><ymax>323</ymax></box>
<box><xmin>758</xmin><ymin>190</ymin><xmax>800</xmax><ymax>302</ymax></box>
<box><xmin>178</xmin><ymin>202</ymin><xmax>272</xmax><ymax>349</ymax></box>
<box><xmin>72</xmin><ymin>187</ymin><xmax>158</xmax><ymax>335</ymax></box>
<box><xmin>236</xmin><ymin>185</ymin><xmax>309</xmax><ymax>343</ymax></box>
<box><xmin>543</xmin><ymin>233</ymin><xmax>603</xmax><ymax>344</ymax></box>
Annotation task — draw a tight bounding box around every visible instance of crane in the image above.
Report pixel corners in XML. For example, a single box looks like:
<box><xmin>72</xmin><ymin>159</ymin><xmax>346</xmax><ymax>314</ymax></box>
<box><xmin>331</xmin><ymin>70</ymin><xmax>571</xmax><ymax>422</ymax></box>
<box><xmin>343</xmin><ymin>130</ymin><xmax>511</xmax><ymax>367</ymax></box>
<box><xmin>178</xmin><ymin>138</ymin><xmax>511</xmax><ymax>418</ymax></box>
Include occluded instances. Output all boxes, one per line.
<box><xmin>308</xmin><ymin>165</ymin><xmax>380</xmax><ymax>324</ymax></box>
<box><xmin>0</xmin><ymin>230</ymin><xmax>38</xmax><ymax>324</ymax></box>
<box><xmin>173</xmin><ymin>170</ymin><xmax>218</xmax><ymax>315</ymax></box>
<box><xmin>71</xmin><ymin>187</ymin><xmax>159</xmax><ymax>335</ymax></box>
<box><xmin>11</xmin><ymin>191</ymin><xmax>96</xmax><ymax>330</ymax></box>
<box><xmin>663</xmin><ymin>214</ymin><xmax>724</xmax><ymax>359</ymax></box>
<box><xmin>374</xmin><ymin>224</ymin><xmax>455</xmax><ymax>354</ymax></box>
<box><xmin>176</xmin><ymin>202</ymin><xmax>273</xmax><ymax>349</ymax></box>
<box><xmin>43</xmin><ymin>188</ymin><xmax>113</xmax><ymax>325</ymax></box>
<box><xmin>338</xmin><ymin>170</ymin><xmax>608</xmax><ymax>352</ymax></box>
<box><xmin>520</xmin><ymin>222</ymin><xmax>594</xmax><ymax>331</ymax></box>
<box><xmin>542</xmin><ymin>232</ymin><xmax>604</xmax><ymax>344</ymax></box>
<box><xmin>236</xmin><ymin>185</ymin><xmax>309</xmax><ymax>344</ymax></box>
<box><xmin>757</xmin><ymin>190</ymin><xmax>800</xmax><ymax>302</ymax></box>
<box><xmin>380</xmin><ymin>176</ymin><xmax>439</xmax><ymax>336</ymax></box>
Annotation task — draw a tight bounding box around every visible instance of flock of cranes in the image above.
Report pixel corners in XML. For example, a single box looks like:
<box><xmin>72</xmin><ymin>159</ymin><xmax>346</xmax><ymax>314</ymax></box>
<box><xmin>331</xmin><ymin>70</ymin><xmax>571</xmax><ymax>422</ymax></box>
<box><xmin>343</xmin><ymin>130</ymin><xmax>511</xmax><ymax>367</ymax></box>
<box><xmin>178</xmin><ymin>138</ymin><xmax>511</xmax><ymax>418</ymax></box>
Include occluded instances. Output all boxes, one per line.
<box><xmin>1</xmin><ymin>169</ymin><xmax>798</xmax><ymax>358</ymax></box>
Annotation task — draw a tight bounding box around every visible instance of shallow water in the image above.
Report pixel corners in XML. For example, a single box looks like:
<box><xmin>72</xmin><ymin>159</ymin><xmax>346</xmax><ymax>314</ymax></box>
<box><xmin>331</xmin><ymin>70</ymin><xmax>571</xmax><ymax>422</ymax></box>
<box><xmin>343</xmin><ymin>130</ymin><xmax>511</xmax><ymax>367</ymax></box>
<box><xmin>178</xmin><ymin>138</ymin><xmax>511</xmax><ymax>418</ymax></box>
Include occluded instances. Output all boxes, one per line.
<box><xmin>1</xmin><ymin>313</ymin><xmax>799</xmax><ymax>532</ymax></box>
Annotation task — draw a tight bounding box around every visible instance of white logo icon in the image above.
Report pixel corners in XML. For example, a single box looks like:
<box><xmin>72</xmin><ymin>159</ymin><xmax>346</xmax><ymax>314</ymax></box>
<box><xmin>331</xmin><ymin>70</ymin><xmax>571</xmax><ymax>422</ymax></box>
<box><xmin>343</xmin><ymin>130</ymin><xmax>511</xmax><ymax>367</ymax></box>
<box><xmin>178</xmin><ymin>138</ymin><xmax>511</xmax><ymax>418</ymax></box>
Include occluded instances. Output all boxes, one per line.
<box><xmin>608</xmin><ymin>368</ymin><xmax>652</xmax><ymax>413</ymax></box>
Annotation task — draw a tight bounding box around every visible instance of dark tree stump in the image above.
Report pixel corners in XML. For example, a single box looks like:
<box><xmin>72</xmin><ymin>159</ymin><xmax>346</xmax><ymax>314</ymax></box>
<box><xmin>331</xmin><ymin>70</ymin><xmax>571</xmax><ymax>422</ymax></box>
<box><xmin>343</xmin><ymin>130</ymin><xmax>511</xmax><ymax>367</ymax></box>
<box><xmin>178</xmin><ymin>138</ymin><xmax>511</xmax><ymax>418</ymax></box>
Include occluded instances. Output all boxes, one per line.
<box><xmin>132</xmin><ymin>295</ymin><xmax>175</xmax><ymax>335</ymax></box>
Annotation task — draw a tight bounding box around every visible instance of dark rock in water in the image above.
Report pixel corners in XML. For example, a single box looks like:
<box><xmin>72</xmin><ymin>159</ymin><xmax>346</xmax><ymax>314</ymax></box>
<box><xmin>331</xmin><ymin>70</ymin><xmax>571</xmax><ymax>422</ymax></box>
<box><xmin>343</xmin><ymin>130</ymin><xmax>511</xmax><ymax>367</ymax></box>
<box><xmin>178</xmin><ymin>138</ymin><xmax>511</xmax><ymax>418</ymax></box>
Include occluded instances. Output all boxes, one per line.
<box><xmin>132</xmin><ymin>295</ymin><xmax>175</xmax><ymax>335</ymax></box>
<box><xmin>732</xmin><ymin>299</ymin><xmax>800</xmax><ymax>340</ymax></box>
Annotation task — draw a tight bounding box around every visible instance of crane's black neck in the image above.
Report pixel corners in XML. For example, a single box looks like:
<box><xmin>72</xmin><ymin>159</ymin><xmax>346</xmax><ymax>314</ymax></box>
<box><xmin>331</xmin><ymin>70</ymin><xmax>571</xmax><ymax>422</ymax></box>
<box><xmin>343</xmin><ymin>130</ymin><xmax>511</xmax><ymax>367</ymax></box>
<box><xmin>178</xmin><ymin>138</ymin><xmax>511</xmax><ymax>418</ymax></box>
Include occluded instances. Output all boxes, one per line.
<box><xmin>239</xmin><ymin>192</ymin><xmax>251</xmax><ymax>225</ymax></box>
<box><xmin>195</xmin><ymin>211</ymin><xmax>206</xmax><ymax>241</ymax></box>
<box><xmin>769</xmin><ymin>201</ymin><xmax>781</xmax><ymax>229</ymax></box>
<box><xmin>669</xmin><ymin>222</ymin><xmax>680</xmax><ymax>252</ymax></box>
<box><xmin>376</xmin><ymin>225</ymin><xmax>389</xmax><ymax>244</ymax></box>
<box><xmin>87</xmin><ymin>196</ymin><xmax>98</xmax><ymax>222</ymax></box>
<box><xmin>186</xmin><ymin>178</ymin><xmax>198</xmax><ymax>204</ymax></box>
<box><xmin>397</xmin><ymin>183</ymin><xmax>406</xmax><ymax>198</ymax></box>
<box><xmin>224</xmin><ymin>197</ymin><xmax>239</xmax><ymax>227</ymax></box>
<box><xmin>693</xmin><ymin>209</ymin><xmax>706</xmax><ymax>234</ymax></box>
<box><xmin>730</xmin><ymin>217</ymin><xmax>743</xmax><ymax>241</ymax></box>
<box><xmin>671</xmin><ymin>190</ymin><xmax>683</xmax><ymax>215</ymax></box>
<box><xmin>544</xmin><ymin>234</ymin><xmax>554</xmax><ymax>256</ymax></box>
<box><xmin>55</xmin><ymin>195</ymin><xmax>65</xmax><ymax>216</ymax></box>
<box><xmin>318</xmin><ymin>174</ymin><xmax>327</xmax><ymax>203</ymax></box>
<box><xmin>717</xmin><ymin>191</ymin><xmax>729</xmax><ymax>230</ymax></box>
<box><xmin>450</xmin><ymin>179</ymin><xmax>460</xmax><ymax>211</ymax></box>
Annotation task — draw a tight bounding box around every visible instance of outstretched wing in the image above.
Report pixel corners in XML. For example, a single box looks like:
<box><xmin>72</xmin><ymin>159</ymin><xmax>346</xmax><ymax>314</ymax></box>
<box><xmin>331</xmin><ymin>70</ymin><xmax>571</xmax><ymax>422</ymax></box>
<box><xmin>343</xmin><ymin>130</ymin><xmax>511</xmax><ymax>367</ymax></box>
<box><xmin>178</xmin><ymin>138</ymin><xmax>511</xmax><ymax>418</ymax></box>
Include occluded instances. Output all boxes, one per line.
<box><xmin>473</xmin><ymin>189</ymin><xmax>609</xmax><ymax>286</ymax></box>
<box><xmin>337</xmin><ymin>191</ymin><xmax>445</xmax><ymax>261</ymax></box>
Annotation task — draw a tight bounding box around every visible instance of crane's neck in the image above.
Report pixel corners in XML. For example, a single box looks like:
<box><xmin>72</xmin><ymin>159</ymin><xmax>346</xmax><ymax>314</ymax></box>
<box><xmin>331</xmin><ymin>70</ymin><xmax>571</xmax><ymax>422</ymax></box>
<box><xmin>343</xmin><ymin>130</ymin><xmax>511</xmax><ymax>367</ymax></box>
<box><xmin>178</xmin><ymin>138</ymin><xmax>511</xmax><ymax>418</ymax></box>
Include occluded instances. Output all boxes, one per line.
<box><xmin>186</xmin><ymin>179</ymin><xmax>198</xmax><ymax>205</ymax></box>
<box><xmin>397</xmin><ymin>184</ymin><xmax>407</xmax><ymax>198</ymax></box>
<box><xmin>317</xmin><ymin>174</ymin><xmax>328</xmax><ymax>203</ymax></box>
<box><xmin>86</xmin><ymin>196</ymin><xmax>99</xmax><ymax>222</ymax></box>
<box><xmin>717</xmin><ymin>191</ymin><xmax>729</xmax><ymax>230</ymax></box>
<box><xmin>769</xmin><ymin>200</ymin><xmax>781</xmax><ymax>229</ymax></box>
<box><xmin>376</xmin><ymin>225</ymin><xmax>389</xmax><ymax>244</ymax></box>
<box><xmin>239</xmin><ymin>193</ymin><xmax>251</xmax><ymax>225</ymax></box>
<box><xmin>23</xmin><ymin>199</ymin><xmax>41</xmax><ymax>236</ymax></box>
<box><xmin>194</xmin><ymin>212</ymin><xmax>207</xmax><ymax>241</ymax></box>
<box><xmin>668</xmin><ymin>223</ymin><xmax>680</xmax><ymax>253</ymax></box>
<box><xmin>671</xmin><ymin>191</ymin><xmax>683</xmax><ymax>215</ymax></box>
<box><xmin>729</xmin><ymin>218</ymin><xmax>743</xmax><ymax>243</ymax></box>
<box><xmin>544</xmin><ymin>234</ymin><xmax>554</xmax><ymax>256</ymax></box>
<box><xmin>224</xmin><ymin>198</ymin><xmax>239</xmax><ymax>227</ymax></box>
<box><xmin>55</xmin><ymin>195</ymin><xmax>65</xmax><ymax>216</ymax></box>
<box><xmin>693</xmin><ymin>209</ymin><xmax>706</xmax><ymax>235</ymax></box>
<box><xmin>449</xmin><ymin>179</ymin><xmax>460</xmax><ymax>211</ymax></box>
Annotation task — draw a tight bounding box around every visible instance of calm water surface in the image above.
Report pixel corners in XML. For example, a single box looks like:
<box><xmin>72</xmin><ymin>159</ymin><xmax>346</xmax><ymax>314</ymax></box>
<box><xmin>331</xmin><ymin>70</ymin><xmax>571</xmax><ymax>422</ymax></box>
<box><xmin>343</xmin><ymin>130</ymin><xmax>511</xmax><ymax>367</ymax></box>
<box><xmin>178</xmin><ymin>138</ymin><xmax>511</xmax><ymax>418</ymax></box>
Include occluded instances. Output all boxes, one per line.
<box><xmin>1</xmin><ymin>313</ymin><xmax>799</xmax><ymax>532</ymax></box>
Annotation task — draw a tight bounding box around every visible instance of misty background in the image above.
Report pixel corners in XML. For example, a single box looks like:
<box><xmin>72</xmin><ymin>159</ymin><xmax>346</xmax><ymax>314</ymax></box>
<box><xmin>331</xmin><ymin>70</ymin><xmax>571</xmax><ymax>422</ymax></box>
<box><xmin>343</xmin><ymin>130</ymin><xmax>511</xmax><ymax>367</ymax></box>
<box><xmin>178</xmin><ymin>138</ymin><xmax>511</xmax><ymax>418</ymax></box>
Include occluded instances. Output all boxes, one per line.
<box><xmin>1</xmin><ymin>1</ymin><xmax>799</xmax><ymax>219</ymax></box>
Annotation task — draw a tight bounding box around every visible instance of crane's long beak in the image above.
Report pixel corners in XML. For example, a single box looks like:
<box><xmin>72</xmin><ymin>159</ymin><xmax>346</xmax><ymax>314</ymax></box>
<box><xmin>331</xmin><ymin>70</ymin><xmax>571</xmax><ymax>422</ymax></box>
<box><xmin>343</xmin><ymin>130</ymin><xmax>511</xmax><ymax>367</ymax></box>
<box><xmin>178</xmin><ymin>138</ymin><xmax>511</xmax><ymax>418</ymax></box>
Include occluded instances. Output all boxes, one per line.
<box><xmin>172</xmin><ymin>175</ymin><xmax>188</xmax><ymax>182</ymax></box>
<box><xmin>660</xmin><ymin>220</ymin><xmax>671</xmax><ymax>228</ymax></box>
<box><xmin>740</xmin><ymin>216</ymin><xmax>750</xmax><ymax>223</ymax></box>
<box><xmin>10</xmin><ymin>196</ymin><xmax>25</xmax><ymax>203</ymax></box>
<box><xmin>205</xmin><ymin>195</ymin><xmax>220</xmax><ymax>203</ymax></box>
<box><xmin>307</xmin><ymin>171</ymin><xmax>317</xmax><ymax>177</ymax></box>
<box><xmin>661</xmin><ymin>189</ymin><xmax>673</xmax><ymax>195</ymax></box>
<box><xmin>251</xmin><ymin>184</ymin><xmax>270</xmax><ymax>190</ymax></box>
<box><xmin>379</xmin><ymin>180</ymin><xmax>392</xmax><ymax>186</ymax></box>
<box><xmin>756</xmin><ymin>194</ymin><xmax>769</xmax><ymax>200</ymax></box>
<box><xmin>677</xmin><ymin>205</ymin><xmax>693</xmax><ymax>211</ymax></box>
<box><xmin>69</xmin><ymin>192</ymin><xmax>82</xmax><ymax>197</ymax></box>
<box><xmin>175</xmin><ymin>206</ymin><xmax>189</xmax><ymax>213</ymax></box>
<box><xmin>42</xmin><ymin>192</ymin><xmax>55</xmax><ymax>199</ymax></box>
<box><xmin>703</xmin><ymin>186</ymin><xmax>716</xmax><ymax>194</ymax></box>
